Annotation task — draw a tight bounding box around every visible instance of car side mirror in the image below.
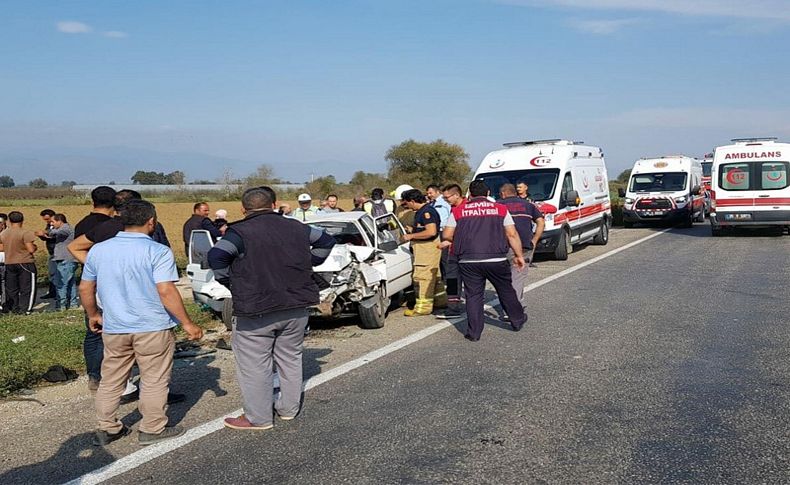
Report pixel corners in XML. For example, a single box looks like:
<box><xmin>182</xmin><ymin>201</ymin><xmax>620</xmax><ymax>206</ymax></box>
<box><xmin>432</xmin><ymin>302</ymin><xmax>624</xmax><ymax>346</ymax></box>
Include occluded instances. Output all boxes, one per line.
<box><xmin>617</xmin><ymin>187</ymin><xmax>626</xmax><ymax>198</ymax></box>
<box><xmin>565</xmin><ymin>190</ymin><xmax>581</xmax><ymax>206</ymax></box>
<box><xmin>378</xmin><ymin>240</ymin><xmax>399</xmax><ymax>252</ymax></box>
<box><xmin>691</xmin><ymin>185</ymin><xmax>701</xmax><ymax>195</ymax></box>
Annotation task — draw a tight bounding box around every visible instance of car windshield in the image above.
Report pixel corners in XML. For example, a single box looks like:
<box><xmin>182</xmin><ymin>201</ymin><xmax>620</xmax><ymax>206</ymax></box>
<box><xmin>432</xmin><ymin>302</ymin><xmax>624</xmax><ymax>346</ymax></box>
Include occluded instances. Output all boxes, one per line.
<box><xmin>309</xmin><ymin>221</ymin><xmax>369</xmax><ymax>246</ymax></box>
<box><xmin>475</xmin><ymin>169</ymin><xmax>560</xmax><ymax>201</ymax></box>
<box><xmin>189</xmin><ymin>231</ymin><xmax>213</xmax><ymax>268</ymax></box>
<box><xmin>630</xmin><ymin>172</ymin><xmax>687</xmax><ymax>192</ymax></box>
<box><xmin>701</xmin><ymin>162</ymin><xmax>712</xmax><ymax>177</ymax></box>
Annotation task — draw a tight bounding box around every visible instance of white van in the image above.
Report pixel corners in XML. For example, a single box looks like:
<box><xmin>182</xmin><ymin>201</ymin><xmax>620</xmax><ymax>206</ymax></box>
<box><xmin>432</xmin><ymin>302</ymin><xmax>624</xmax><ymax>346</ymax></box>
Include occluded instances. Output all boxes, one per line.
<box><xmin>710</xmin><ymin>138</ymin><xmax>790</xmax><ymax>236</ymax></box>
<box><xmin>619</xmin><ymin>156</ymin><xmax>705</xmax><ymax>228</ymax></box>
<box><xmin>473</xmin><ymin>139</ymin><xmax>612</xmax><ymax>260</ymax></box>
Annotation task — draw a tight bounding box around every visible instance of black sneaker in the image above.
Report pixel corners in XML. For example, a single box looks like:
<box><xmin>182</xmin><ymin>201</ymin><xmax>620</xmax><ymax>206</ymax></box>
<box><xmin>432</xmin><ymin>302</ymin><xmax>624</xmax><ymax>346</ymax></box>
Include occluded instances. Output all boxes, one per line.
<box><xmin>93</xmin><ymin>425</ymin><xmax>131</xmax><ymax>446</ymax></box>
<box><xmin>138</xmin><ymin>425</ymin><xmax>186</xmax><ymax>446</ymax></box>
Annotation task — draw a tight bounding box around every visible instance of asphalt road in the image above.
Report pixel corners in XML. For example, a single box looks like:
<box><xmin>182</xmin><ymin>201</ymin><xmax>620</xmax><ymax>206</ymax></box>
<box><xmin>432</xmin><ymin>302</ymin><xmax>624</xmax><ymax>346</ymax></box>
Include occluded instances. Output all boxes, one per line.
<box><xmin>98</xmin><ymin>224</ymin><xmax>790</xmax><ymax>484</ymax></box>
<box><xmin>2</xmin><ymin>223</ymin><xmax>788</xmax><ymax>484</ymax></box>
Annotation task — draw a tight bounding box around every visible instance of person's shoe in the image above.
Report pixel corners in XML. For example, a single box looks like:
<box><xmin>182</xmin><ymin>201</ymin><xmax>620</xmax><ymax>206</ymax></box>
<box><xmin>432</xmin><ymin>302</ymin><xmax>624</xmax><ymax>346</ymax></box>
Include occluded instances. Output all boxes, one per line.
<box><xmin>403</xmin><ymin>308</ymin><xmax>431</xmax><ymax>317</ymax></box>
<box><xmin>93</xmin><ymin>425</ymin><xmax>130</xmax><ymax>446</ymax></box>
<box><xmin>464</xmin><ymin>334</ymin><xmax>480</xmax><ymax>342</ymax></box>
<box><xmin>119</xmin><ymin>390</ymin><xmax>139</xmax><ymax>404</ymax></box>
<box><xmin>511</xmin><ymin>323</ymin><xmax>523</xmax><ymax>332</ymax></box>
<box><xmin>138</xmin><ymin>425</ymin><xmax>186</xmax><ymax>445</ymax></box>
<box><xmin>529</xmin><ymin>262</ymin><xmax>538</xmax><ymax>268</ymax></box>
<box><xmin>40</xmin><ymin>293</ymin><xmax>55</xmax><ymax>300</ymax></box>
<box><xmin>501</xmin><ymin>314</ymin><xmax>510</xmax><ymax>322</ymax></box>
<box><xmin>88</xmin><ymin>377</ymin><xmax>101</xmax><ymax>392</ymax></box>
<box><xmin>223</xmin><ymin>414</ymin><xmax>274</xmax><ymax>430</ymax></box>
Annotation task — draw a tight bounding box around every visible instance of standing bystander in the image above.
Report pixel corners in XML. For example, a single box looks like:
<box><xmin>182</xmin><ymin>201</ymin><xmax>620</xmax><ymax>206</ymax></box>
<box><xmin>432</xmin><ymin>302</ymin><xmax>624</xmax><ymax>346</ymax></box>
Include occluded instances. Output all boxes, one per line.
<box><xmin>80</xmin><ymin>200</ymin><xmax>203</xmax><ymax>446</ymax></box>
<box><xmin>436</xmin><ymin>184</ymin><xmax>466</xmax><ymax>318</ymax></box>
<box><xmin>208</xmin><ymin>186</ymin><xmax>335</xmax><ymax>430</ymax></box>
<box><xmin>498</xmin><ymin>184</ymin><xmax>545</xmax><ymax>313</ymax></box>
<box><xmin>49</xmin><ymin>214</ymin><xmax>79</xmax><ymax>310</ymax></box>
<box><xmin>36</xmin><ymin>209</ymin><xmax>57</xmax><ymax>299</ymax></box>
<box><xmin>182</xmin><ymin>202</ymin><xmax>223</xmax><ymax>256</ymax></box>
<box><xmin>0</xmin><ymin>211</ymin><xmax>38</xmax><ymax>314</ymax></box>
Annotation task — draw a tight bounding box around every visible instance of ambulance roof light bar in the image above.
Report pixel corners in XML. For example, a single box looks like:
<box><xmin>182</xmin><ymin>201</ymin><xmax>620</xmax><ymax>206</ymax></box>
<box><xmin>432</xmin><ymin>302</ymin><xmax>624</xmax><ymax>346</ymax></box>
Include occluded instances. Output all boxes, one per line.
<box><xmin>731</xmin><ymin>137</ymin><xmax>777</xmax><ymax>144</ymax></box>
<box><xmin>503</xmin><ymin>139</ymin><xmax>573</xmax><ymax>147</ymax></box>
<box><xmin>638</xmin><ymin>155</ymin><xmax>692</xmax><ymax>160</ymax></box>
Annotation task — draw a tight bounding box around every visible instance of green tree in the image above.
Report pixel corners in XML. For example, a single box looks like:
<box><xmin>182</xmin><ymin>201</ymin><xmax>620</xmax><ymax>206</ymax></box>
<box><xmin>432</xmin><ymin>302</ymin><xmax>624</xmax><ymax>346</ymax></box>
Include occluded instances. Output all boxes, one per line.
<box><xmin>244</xmin><ymin>164</ymin><xmax>275</xmax><ymax>187</ymax></box>
<box><xmin>385</xmin><ymin>139</ymin><xmax>471</xmax><ymax>188</ymax></box>
<box><xmin>60</xmin><ymin>180</ymin><xmax>77</xmax><ymax>187</ymax></box>
<box><xmin>131</xmin><ymin>170</ymin><xmax>167</xmax><ymax>184</ymax></box>
<box><xmin>0</xmin><ymin>175</ymin><xmax>14</xmax><ymax>188</ymax></box>
<box><xmin>616</xmin><ymin>169</ymin><xmax>631</xmax><ymax>184</ymax></box>
<box><xmin>349</xmin><ymin>171</ymin><xmax>389</xmax><ymax>194</ymax></box>
<box><xmin>305</xmin><ymin>175</ymin><xmax>338</xmax><ymax>199</ymax></box>
<box><xmin>165</xmin><ymin>170</ymin><xmax>186</xmax><ymax>185</ymax></box>
<box><xmin>29</xmin><ymin>178</ymin><xmax>48</xmax><ymax>188</ymax></box>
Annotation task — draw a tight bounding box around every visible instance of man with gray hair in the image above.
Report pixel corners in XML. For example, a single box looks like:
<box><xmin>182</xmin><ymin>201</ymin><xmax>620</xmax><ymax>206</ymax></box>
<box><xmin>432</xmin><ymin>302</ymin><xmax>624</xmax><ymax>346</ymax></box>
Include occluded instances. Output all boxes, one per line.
<box><xmin>208</xmin><ymin>186</ymin><xmax>335</xmax><ymax>430</ymax></box>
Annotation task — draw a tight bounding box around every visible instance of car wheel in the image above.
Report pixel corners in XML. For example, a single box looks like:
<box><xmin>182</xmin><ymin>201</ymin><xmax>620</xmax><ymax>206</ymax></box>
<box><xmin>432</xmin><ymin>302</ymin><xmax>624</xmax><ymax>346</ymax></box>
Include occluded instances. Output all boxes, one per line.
<box><xmin>695</xmin><ymin>207</ymin><xmax>705</xmax><ymax>222</ymax></box>
<box><xmin>553</xmin><ymin>228</ymin><xmax>571</xmax><ymax>260</ymax></box>
<box><xmin>711</xmin><ymin>224</ymin><xmax>723</xmax><ymax>237</ymax></box>
<box><xmin>681</xmin><ymin>210</ymin><xmax>694</xmax><ymax>228</ymax></box>
<box><xmin>358</xmin><ymin>286</ymin><xmax>389</xmax><ymax>329</ymax></box>
<box><xmin>221</xmin><ymin>298</ymin><xmax>234</xmax><ymax>331</ymax></box>
<box><xmin>592</xmin><ymin>218</ymin><xmax>609</xmax><ymax>245</ymax></box>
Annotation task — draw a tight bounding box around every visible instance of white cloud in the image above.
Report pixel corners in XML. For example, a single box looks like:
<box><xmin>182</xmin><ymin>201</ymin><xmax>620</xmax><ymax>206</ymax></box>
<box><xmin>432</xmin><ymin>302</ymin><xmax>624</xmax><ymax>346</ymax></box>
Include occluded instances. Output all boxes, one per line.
<box><xmin>567</xmin><ymin>18</ymin><xmax>639</xmax><ymax>34</ymax></box>
<box><xmin>56</xmin><ymin>21</ymin><xmax>93</xmax><ymax>34</ymax></box>
<box><xmin>497</xmin><ymin>0</ymin><xmax>790</xmax><ymax>22</ymax></box>
<box><xmin>103</xmin><ymin>31</ymin><xmax>128</xmax><ymax>38</ymax></box>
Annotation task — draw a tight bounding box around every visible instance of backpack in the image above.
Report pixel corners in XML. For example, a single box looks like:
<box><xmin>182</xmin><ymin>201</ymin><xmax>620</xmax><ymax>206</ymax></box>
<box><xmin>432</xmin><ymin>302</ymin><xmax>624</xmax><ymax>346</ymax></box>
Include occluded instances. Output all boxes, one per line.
<box><xmin>367</xmin><ymin>199</ymin><xmax>394</xmax><ymax>218</ymax></box>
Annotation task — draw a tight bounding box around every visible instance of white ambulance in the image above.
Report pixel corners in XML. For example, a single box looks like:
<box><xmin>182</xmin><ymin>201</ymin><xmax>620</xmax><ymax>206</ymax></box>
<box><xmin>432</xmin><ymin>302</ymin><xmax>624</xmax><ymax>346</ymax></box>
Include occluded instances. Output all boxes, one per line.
<box><xmin>619</xmin><ymin>156</ymin><xmax>705</xmax><ymax>228</ymax></box>
<box><xmin>709</xmin><ymin>138</ymin><xmax>790</xmax><ymax>236</ymax></box>
<box><xmin>473</xmin><ymin>139</ymin><xmax>612</xmax><ymax>260</ymax></box>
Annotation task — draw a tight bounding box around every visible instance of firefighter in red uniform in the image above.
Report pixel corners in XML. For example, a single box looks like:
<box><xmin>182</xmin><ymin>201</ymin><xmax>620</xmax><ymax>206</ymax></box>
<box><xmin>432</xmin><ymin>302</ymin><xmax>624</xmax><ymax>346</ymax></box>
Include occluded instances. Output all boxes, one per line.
<box><xmin>441</xmin><ymin>180</ymin><xmax>527</xmax><ymax>341</ymax></box>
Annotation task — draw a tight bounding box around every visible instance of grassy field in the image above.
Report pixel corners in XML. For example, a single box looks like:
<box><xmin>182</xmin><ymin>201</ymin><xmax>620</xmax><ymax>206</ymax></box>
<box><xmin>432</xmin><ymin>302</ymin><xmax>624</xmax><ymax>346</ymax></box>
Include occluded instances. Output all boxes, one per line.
<box><xmin>0</xmin><ymin>302</ymin><xmax>220</xmax><ymax>395</ymax></box>
<box><xmin>0</xmin><ymin>199</ymin><xmax>356</xmax><ymax>272</ymax></box>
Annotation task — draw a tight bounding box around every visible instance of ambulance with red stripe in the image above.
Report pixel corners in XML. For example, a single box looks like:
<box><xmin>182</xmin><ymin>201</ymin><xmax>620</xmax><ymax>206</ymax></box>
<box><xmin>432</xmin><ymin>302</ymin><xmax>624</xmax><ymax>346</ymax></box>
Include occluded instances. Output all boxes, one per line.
<box><xmin>619</xmin><ymin>156</ymin><xmax>706</xmax><ymax>228</ymax></box>
<box><xmin>473</xmin><ymin>139</ymin><xmax>612</xmax><ymax>260</ymax></box>
<box><xmin>709</xmin><ymin>137</ymin><xmax>790</xmax><ymax>236</ymax></box>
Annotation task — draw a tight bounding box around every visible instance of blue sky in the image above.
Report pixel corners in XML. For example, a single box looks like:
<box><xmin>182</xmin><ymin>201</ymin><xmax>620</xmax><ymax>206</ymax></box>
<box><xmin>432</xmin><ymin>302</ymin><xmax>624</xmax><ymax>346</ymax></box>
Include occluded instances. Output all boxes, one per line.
<box><xmin>2</xmin><ymin>0</ymin><xmax>789</xmax><ymax>184</ymax></box>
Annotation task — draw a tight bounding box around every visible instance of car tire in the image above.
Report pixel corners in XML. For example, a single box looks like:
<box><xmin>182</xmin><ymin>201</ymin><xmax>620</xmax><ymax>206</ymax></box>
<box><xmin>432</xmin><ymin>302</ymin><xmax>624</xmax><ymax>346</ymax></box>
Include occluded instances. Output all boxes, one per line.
<box><xmin>681</xmin><ymin>210</ymin><xmax>694</xmax><ymax>228</ymax></box>
<box><xmin>358</xmin><ymin>286</ymin><xmax>389</xmax><ymax>329</ymax></box>
<box><xmin>695</xmin><ymin>206</ymin><xmax>705</xmax><ymax>222</ymax></box>
<box><xmin>711</xmin><ymin>224</ymin><xmax>723</xmax><ymax>237</ymax></box>
<box><xmin>592</xmin><ymin>218</ymin><xmax>609</xmax><ymax>245</ymax></box>
<box><xmin>553</xmin><ymin>228</ymin><xmax>571</xmax><ymax>260</ymax></box>
<box><xmin>221</xmin><ymin>298</ymin><xmax>234</xmax><ymax>331</ymax></box>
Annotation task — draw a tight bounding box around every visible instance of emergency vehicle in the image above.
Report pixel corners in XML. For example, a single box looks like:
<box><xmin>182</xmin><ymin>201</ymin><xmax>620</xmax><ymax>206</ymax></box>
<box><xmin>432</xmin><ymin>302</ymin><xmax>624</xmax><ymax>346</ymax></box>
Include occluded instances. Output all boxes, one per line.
<box><xmin>619</xmin><ymin>156</ymin><xmax>705</xmax><ymax>228</ymax></box>
<box><xmin>709</xmin><ymin>138</ymin><xmax>790</xmax><ymax>236</ymax></box>
<box><xmin>701</xmin><ymin>152</ymin><xmax>714</xmax><ymax>192</ymax></box>
<box><xmin>473</xmin><ymin>139</ymin><xmax>612</xmax><ymax>260</ymax></box>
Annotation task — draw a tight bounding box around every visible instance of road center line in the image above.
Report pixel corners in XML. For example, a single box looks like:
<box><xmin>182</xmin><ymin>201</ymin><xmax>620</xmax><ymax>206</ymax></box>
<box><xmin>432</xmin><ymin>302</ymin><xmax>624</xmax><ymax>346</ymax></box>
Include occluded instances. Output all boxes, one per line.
<box><xmin>67</xmin><ymin>228</ymin><xmax>669</xmax><ymax>485</ymax></box>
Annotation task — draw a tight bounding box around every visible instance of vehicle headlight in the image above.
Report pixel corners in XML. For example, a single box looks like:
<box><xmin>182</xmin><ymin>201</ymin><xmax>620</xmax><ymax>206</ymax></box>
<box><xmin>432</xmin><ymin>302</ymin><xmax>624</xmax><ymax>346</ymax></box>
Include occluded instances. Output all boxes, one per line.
<box><xmin>674</xmin><ymin>196</ymin><xmax>687</xmax><ymax>204</ymax></box>
<box><xmin>624</xmin><ymin>198</ymin><xmax>634</xmax><ymax>204</ymax></box>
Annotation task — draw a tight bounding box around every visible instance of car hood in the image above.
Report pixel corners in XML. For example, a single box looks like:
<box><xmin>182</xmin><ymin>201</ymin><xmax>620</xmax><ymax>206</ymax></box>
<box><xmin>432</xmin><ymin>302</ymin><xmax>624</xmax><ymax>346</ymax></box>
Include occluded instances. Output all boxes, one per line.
<box><xmin>313</xmin><ymin>244</ymin><xmax>376</xmax><ymax>272</ymax></box>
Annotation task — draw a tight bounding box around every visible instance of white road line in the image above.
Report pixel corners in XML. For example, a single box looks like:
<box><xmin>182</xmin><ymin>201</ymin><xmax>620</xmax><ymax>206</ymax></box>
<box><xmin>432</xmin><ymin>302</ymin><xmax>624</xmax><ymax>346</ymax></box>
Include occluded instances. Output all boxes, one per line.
<box><xmin>66</xmin><ymin>228</ymin><xmax>669</xmax><ymax>485</ymax></box>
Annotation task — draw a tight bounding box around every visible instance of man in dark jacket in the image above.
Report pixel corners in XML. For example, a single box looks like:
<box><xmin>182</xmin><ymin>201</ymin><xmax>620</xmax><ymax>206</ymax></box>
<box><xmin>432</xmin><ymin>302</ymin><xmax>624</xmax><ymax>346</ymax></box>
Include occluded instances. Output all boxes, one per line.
<box><xmin>208</xmin><ymin>186</ymin><xmax>334</xmax><ymax>431</ymax></box>
<box><xmin>183</xmin><ymin>202</ymin><xmax>223</xmax><ymax>256</ymax></box>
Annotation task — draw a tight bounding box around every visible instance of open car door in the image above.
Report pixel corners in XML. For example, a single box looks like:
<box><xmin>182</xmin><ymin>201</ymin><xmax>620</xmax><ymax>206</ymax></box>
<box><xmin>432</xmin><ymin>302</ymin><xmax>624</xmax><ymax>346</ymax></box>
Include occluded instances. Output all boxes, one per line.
<box><xmin>186</xmin><ymin>229</ymin><xmax>215</xmax><ymax>293</ymax></box>
<box><xmin>373</xmin><ymin>213</ymin><xmax>412</xmax><ymax>295</ymax></box>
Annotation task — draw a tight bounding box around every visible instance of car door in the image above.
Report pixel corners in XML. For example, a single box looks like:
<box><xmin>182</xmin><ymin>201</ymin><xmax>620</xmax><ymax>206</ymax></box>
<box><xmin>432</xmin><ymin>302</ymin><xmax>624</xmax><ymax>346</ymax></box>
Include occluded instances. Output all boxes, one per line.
<box><xmin>373</xmin><ymin>213</ymin><xmax>413</xmax><ymax>294</ymax></box>
<box><xmin>186</xmin><ymin>230</ymin><xmax>215</xmax><ymax>292</ymax></box>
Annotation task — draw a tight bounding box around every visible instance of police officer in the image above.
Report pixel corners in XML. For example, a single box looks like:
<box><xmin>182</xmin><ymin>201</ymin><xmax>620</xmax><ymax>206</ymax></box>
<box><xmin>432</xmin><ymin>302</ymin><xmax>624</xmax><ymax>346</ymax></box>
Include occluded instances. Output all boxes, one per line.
<box><xmin>207</xmin><ymin>186</ymin><xmax>335</xmax><ymax>430</ymax></box>
<box><xmin>441</xmin><ymin>180</ymin><xmax>526</xmax><ymax>341</ymax></box>
<box><xmin>401</xmin><ymin>189</ymin><xmax>444</xmax><ymax>317</ymax></box>
<box><xmin>498</xmin><ymin>183</ymin><xmax>545</xmax><ymax>313</ymax></box>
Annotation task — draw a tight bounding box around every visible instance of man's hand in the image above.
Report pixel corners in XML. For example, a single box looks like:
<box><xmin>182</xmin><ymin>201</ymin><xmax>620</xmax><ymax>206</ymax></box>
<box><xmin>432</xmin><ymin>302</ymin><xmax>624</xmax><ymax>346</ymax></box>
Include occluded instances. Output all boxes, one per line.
<box><xmin>437</xmin><ymin>240</ymin><xmax>452</xmax><ymax>249</ymax></box>
<box><xmin>181</xmin><ymin>321</ymin><xmax>203</xmax><ymax>341</ymax></box>
<box><xmin>220</xmin><ymin>224</ymin><xmax>228</xmax><ymax>236</ymax></box>
<box><xmin>88</xmin><ymin>314</ymin><xmax>103</xmax><ymax>334</ymax></box>
<box><xmin>512</xmin><ymin>255</ymin><xmax>526</xmax><ymax>271</ymax></box>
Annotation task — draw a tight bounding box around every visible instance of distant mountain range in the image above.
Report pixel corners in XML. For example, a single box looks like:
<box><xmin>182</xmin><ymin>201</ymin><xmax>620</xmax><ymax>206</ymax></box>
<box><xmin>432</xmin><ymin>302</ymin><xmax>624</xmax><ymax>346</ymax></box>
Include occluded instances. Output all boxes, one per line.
<box><xmin>0</xmin><ymin>145</ymin><xmax>338</xmax><ymax>184</ymax></box>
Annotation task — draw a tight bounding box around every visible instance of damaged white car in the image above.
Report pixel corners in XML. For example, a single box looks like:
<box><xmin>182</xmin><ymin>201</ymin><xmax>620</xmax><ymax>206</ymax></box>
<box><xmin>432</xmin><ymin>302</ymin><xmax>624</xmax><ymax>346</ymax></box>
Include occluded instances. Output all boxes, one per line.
<box><xmin>186</xmin><ymin>212</ymin><xmax>413</xmax><ymax>330</ymax></box>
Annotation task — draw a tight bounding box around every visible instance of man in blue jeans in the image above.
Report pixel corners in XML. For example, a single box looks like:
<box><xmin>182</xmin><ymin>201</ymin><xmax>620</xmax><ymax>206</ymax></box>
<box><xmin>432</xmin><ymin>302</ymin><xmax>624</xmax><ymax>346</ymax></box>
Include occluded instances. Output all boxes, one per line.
<box><xmin>72</xmin><ymin>186</ymin><xmax>116</xmax><ymax>391</ymax></box>
<box><xmin>49</xmin><ymin>214</ymin><xmax>79</xmax><ymax>310</ymax></box>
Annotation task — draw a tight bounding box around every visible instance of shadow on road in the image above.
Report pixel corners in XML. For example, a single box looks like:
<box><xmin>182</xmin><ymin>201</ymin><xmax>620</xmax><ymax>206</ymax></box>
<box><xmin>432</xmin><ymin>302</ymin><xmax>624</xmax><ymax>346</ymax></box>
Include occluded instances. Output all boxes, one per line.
<box><xmin>0</xmin><ymin>432</ymin><xmax>115</xmax><ymax>484</ymax></box>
